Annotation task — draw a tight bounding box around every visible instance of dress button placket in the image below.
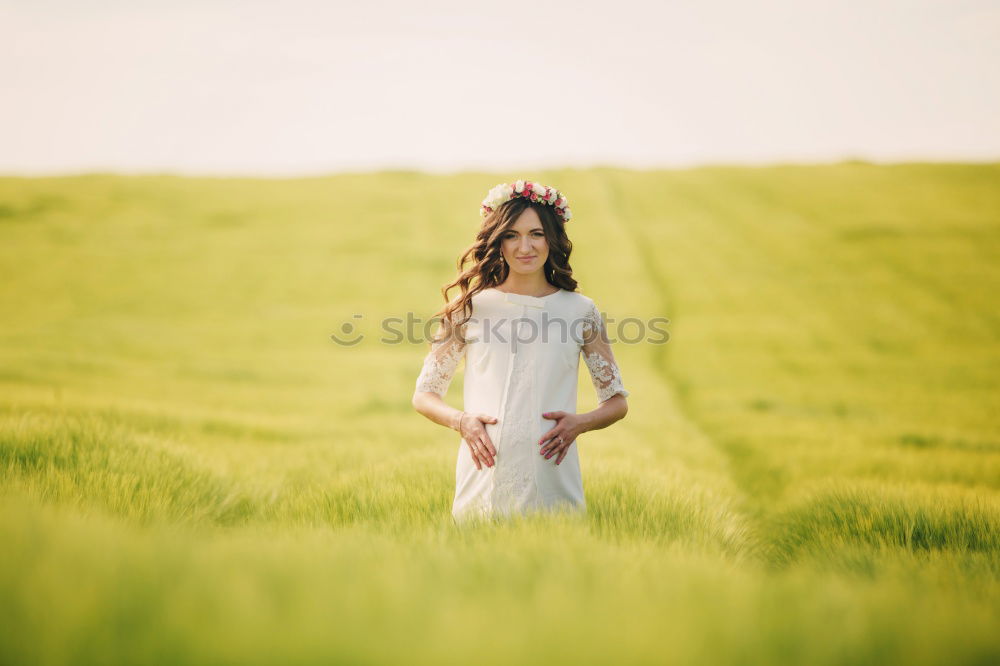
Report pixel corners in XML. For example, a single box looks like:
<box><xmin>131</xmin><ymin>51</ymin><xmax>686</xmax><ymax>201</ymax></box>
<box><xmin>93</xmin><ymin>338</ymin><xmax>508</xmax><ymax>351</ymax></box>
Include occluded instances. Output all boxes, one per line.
<box><xmin>490</xmin><ymin>303</ymin><xmax>538</xmax><ymax>515</ymax></box>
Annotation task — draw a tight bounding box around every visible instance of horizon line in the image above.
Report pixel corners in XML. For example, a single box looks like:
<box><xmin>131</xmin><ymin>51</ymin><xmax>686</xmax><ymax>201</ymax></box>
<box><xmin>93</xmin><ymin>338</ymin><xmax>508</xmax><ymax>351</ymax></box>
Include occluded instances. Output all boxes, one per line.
<box><xmin>1</xmin><ymin>156</ymin><xmax>999</xmax><ymax>181</ymax></box>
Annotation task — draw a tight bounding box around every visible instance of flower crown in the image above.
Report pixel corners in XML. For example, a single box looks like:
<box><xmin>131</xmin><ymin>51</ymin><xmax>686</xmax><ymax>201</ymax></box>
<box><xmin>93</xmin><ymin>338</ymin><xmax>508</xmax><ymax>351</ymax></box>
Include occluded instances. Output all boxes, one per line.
<box><xmin>480</xmin><ymin>180</ymin><xmax>572</xmax><ymax>222</ymax></box>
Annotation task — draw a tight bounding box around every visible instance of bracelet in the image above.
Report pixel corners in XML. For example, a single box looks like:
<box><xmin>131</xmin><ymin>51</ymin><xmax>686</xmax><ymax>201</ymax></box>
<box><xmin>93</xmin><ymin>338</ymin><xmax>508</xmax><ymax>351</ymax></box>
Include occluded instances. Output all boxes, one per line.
<box><xmin>454</xmin><ymin>410</ymin><xmax>465</xmax><ymax>435</ymax></box>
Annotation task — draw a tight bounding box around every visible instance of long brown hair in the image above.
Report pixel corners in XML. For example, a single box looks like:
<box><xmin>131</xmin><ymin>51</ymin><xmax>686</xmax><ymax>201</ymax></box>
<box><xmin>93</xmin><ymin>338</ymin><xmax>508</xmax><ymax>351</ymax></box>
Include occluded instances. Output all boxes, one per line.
<box><xmin>431</xmin><ymin>196</ymin><xmax>578</xmax><ymax>344</ymax></box>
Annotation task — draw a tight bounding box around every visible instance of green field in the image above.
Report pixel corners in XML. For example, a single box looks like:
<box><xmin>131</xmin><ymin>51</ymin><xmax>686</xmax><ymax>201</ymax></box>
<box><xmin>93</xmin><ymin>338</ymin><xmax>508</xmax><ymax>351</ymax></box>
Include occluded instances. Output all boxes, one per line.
<box><xmin>1</xmin><ymin>163</ymin><xmax>998</xmax><ymax>665</ymax></box>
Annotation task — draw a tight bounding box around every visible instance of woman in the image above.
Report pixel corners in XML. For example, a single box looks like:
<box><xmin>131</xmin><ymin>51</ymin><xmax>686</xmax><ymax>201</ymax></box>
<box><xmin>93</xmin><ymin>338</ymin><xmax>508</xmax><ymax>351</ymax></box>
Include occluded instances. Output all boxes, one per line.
<box><xmin>411</xmin><ymin>180</ymin><xmax>629</xmax><ymax>523</ymax></box>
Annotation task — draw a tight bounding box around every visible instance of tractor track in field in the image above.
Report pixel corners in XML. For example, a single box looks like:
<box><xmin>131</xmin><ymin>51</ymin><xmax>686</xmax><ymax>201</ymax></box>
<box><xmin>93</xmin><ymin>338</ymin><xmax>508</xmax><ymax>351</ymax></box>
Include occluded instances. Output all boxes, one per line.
<box><xmin>599</xmin><ymin>173</ymin><xmax>781</xmax><ymax>564</ymax></box>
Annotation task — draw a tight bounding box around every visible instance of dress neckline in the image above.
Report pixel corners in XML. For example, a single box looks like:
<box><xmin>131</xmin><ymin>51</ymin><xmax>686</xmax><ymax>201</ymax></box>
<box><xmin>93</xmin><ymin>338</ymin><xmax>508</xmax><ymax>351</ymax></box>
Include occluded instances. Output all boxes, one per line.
<box><xmin>487</xmin><ymin>287</ymin><xmax>562</xmax><ymax>299</ymax></box>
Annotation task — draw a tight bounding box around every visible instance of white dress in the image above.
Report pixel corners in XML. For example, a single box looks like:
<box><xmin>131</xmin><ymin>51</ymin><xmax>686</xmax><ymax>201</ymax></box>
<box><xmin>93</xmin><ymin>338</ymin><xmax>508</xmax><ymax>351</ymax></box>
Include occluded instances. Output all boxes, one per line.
<box><xmin>415</xmin><ymin>287</ymin><xmax>630</xmax><ymax>523</ymax></box>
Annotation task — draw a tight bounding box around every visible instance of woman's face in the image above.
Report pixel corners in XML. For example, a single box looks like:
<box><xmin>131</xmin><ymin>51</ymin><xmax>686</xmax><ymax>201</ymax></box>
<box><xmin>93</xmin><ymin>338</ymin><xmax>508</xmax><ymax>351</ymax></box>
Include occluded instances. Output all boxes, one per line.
<box><xmin>500</xmin><ymin>207</ymin><xmax>549</xmax><ymax>275</ymax></box>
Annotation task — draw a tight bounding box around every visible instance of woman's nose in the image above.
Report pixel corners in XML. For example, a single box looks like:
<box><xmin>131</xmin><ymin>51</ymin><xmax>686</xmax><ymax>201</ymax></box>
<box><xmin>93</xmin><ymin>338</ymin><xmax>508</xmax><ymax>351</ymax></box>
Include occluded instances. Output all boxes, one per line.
<box><xmin>520</xmin><ymin>237</ymin><xmax>531</xmax><ymax>252</ymax></box>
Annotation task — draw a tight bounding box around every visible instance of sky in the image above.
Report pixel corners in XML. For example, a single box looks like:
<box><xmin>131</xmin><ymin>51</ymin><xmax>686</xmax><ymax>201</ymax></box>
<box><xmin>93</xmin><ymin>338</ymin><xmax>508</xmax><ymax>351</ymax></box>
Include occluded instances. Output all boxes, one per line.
<box><xmin>1</xmin><ymin>0</ymin><xmax>998</xmax><ymax>175</ymax></box>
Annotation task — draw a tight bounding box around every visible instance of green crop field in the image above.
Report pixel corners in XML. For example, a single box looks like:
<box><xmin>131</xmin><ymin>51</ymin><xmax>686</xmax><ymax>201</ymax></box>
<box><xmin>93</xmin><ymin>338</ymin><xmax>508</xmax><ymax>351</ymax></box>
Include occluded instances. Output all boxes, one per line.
<box><xmin>1</xmin><ymin>163</ymin><xmax>998</xmax><ymax>665</ymax></box>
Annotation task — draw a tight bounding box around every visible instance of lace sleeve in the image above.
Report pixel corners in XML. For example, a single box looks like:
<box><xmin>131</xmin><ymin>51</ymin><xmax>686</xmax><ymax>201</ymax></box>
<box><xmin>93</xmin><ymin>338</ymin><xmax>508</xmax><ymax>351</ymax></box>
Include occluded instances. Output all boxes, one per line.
<box><xmin>581</xmin><ymin>301</ymin><xmax>630</xmax><ymax>402</ymax></box>
<box><xmin>414</xmin><ymin>320</ymin><xmax>467</xmax><ymax>397</ymax></box>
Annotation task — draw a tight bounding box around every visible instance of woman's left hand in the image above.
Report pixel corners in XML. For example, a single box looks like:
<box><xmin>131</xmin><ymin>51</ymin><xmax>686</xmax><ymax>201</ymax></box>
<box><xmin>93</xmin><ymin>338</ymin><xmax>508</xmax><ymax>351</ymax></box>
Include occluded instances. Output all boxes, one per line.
<box><xmin>538</xmin><ymin>411</ymin><xmax>586</xmax><ymax>465</ymax></box>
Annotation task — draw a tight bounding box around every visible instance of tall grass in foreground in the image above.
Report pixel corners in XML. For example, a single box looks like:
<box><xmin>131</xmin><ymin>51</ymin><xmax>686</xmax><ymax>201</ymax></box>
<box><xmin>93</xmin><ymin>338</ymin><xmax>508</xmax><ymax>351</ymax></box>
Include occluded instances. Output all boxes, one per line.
<box><xmin>1</xmin><ymin>164</ymin><xmax>998</xmax><ymax>665</ymax></box>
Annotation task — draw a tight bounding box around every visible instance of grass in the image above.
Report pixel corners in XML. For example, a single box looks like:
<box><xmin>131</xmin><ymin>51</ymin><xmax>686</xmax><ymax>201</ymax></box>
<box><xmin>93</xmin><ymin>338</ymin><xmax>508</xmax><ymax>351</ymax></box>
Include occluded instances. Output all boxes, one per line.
<box><xmin>1</xmin><ymin>163</ymin><xmax>998</xmax><ymax>664</ymax></box>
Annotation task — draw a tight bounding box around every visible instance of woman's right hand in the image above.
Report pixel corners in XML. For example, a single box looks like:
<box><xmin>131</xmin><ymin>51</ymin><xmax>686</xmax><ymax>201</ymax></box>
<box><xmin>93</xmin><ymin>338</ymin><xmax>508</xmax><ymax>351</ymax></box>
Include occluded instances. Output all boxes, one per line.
<box><xmin>459</xmin><ymin>412</ymin><xmax>498</xmax><ymax>470</ymax></box>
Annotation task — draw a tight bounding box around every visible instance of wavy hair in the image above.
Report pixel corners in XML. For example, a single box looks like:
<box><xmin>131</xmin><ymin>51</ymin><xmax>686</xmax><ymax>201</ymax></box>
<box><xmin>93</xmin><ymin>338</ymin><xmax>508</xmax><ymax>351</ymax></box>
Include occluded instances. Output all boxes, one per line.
<box><xmin>431</xmin><ymin>196</ymin><xmax>577</xmax><ymax>344</ymax></box>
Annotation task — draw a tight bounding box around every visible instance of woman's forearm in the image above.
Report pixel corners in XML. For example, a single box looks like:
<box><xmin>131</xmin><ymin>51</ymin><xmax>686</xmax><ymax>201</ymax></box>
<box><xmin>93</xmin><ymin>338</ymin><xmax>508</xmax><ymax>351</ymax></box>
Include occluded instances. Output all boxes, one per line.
<box><xmin>579</xmin><ymin>394</ymin><xmax>628</xmax><ymax>433</ymax></box>
<box><xmin>412</xmin><ymin>391</ymin><xmax>463</xmax><ymax>432</ymax></box>
<box><xmin>415</xmin><ymin>391</ymin><xmax>626</xmax><ymax>437</ymax></box>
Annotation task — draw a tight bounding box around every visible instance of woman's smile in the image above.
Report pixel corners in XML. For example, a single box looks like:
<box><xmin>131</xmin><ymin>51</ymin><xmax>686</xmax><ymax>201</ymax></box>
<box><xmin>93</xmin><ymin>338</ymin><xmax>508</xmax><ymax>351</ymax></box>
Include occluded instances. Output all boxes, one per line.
<box><xmin>516</xmin><ymin>256</ymin><xmax>536</xmax><ymax>263</ymax></box>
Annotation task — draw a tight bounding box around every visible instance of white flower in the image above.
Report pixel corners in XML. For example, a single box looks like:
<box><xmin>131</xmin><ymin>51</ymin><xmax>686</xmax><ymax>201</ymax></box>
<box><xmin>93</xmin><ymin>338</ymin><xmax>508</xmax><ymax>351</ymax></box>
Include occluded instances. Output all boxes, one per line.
<box><xmin>514</xmin><ymin>180</ymin><xmax>524</xmax><ymax>193</ymax></box>
<box><xmin>484</xmin><ymin>183</ymin><xmax>515</xmax><ymax>210</ymax></box>
<box><xmin>563</xmin><ymin>209</ymin><xmax>572</xmax><ymax>220</ymax></box>
<box><xmin>485</xmin><ymin>184</ymin><xmax>509</xmax><ymax>207</ymax></box>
